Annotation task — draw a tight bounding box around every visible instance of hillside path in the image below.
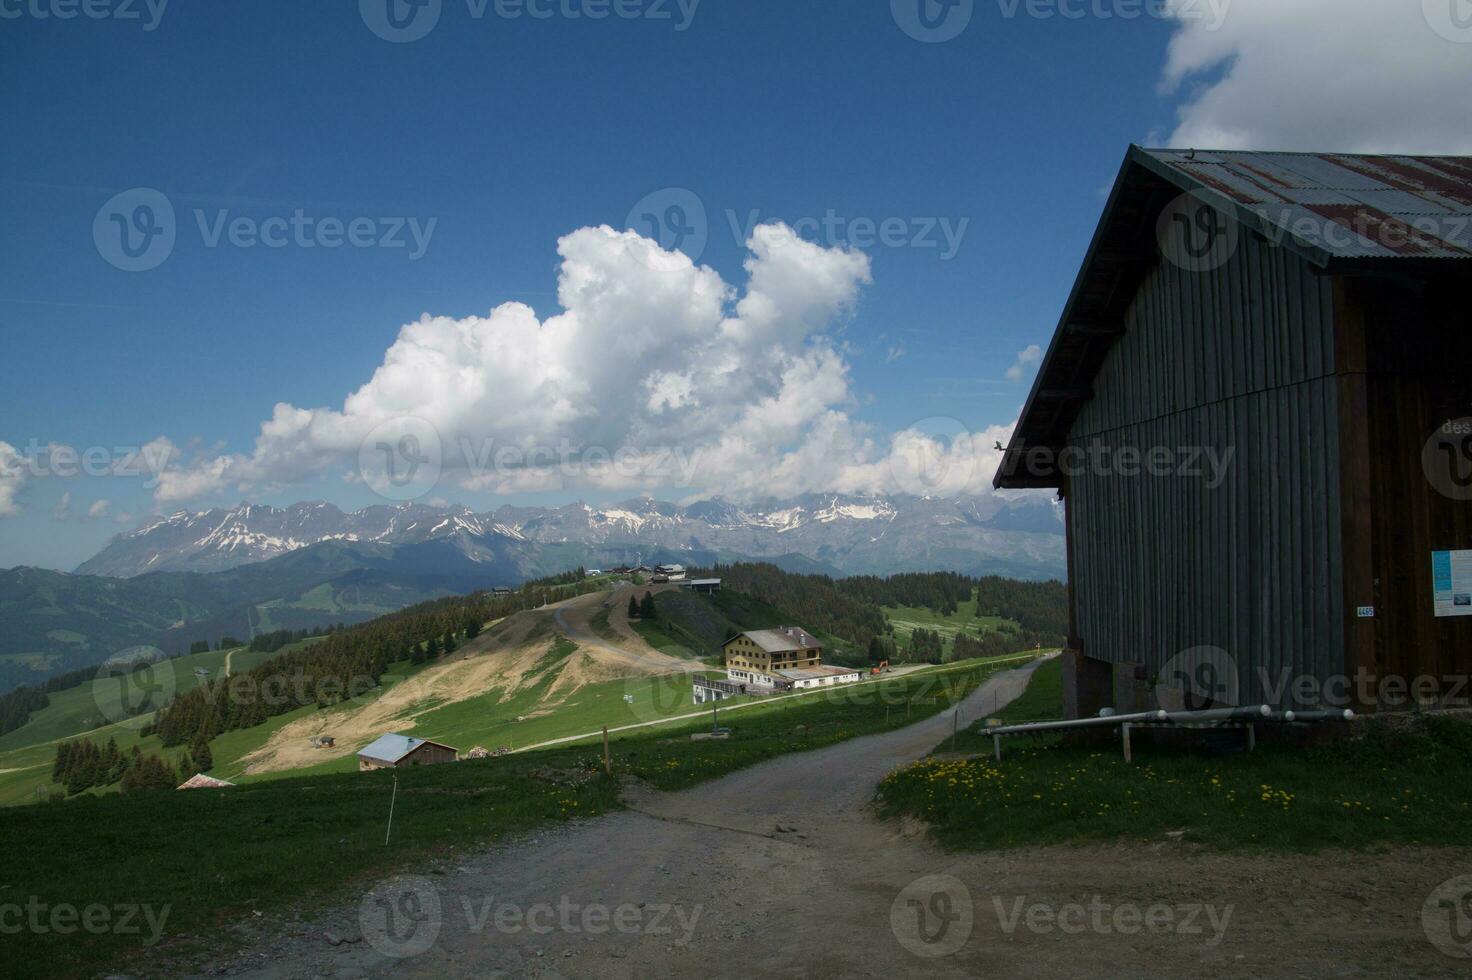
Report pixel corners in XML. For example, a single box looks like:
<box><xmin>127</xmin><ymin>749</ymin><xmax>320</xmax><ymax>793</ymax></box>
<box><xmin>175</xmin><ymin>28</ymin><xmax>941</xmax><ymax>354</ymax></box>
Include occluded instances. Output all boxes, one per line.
<box><xmin>551</xmin><ymin>586</ymin><xmax>703</xmax><ymax>677</ymax></box>
<box><xmin>205</xmin><ymin>655</ymin><xmax>1459</xmax><ymax>979</ymax></box>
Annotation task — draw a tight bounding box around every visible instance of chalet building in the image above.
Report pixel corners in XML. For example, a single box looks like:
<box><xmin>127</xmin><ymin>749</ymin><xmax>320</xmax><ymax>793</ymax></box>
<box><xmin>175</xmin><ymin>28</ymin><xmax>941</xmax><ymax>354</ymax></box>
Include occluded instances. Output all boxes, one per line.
<box><xmin>997</xmin><ymin>147</ymin><xmax>1472</xmax><ymax>716</ymax></box>
<box><xmin>357</xmin><ymin>733</ymin><xmax>460</xmax><ymax>771</ymax></box>
<box><xmin>715</xmin><ymin>627</ymin><xmax>861</xmax><ymax>696</ymax></box>
<box><xmin>725</xmin><ymin>626</ymin><xmax>824</xmax><ymax>676</ymax></box>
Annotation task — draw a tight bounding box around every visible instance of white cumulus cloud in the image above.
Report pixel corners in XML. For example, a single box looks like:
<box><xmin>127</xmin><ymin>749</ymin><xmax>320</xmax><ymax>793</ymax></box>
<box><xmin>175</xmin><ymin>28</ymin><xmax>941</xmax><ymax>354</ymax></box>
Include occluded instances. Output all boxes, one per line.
<box><xmin>0</xmin><ymin>441</ymin><xmax>25</xmax><ymax>517</ymax></box>
<box><xmin>1006</xmin><ymin>344</ymin><xmax>1043</xmax><ymax>382</ymax></box>
<box><xmin>154</xmin><ymin>223</ymin><xmax>1017</xmax><ymax>506</ymax></box>
<box><xmin>1160</xmin><ymin>0</ymin><xmax>1472</xmax><ymax>153</ymax></box>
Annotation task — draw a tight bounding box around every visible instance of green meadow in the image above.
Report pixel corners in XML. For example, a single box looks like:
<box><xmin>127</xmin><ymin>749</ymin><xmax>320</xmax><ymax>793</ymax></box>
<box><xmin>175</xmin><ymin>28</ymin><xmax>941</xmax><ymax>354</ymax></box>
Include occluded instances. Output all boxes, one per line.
<box><xmin>0</xmin><ymin>651</ymin><xmax>1036</xmax><ymax>979</ymax></box>
<box><xmin>878</xmin><ymin>657</ymin><xmax>1472</xmax><ymax>852</ymax></box>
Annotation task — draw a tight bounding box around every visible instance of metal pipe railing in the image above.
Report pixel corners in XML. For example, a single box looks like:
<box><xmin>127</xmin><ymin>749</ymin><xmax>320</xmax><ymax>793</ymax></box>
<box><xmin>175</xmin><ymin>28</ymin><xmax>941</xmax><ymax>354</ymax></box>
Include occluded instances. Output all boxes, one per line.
<box><xmin>988</xmin><ymin>709</ymin><xmax>1166</xmax><ymax>737</ymax></box>
<box><xmin>987</xmin><ymin>703</ymin><xmax>1356</xmax><ymax>762</ymax></box>
<box><xmin>1160</xmin><ymin>705</ymin><xmax>1272</xmax><ymax>724</ymax></box>
<box><xmin>1270</xmin><ymin>708</ymin><xmax>1356</xmax><ymax>723</ymax></box>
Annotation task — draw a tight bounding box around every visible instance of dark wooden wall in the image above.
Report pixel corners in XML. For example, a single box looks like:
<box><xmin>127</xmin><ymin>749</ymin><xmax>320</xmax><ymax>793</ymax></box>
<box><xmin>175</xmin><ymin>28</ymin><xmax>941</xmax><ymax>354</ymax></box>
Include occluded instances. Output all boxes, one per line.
<box><xmin>1356</xmin><ymin>274</ymin><xmax>1472</xmax><ymax>705</ymax></box>
<box><xmin>1066</xmin><ymin>231</ymin><xmax>1346</xmax><ymax>706</ymax></box>
<box><xmin>404</xmin><ymin>743</ymin><xmax>458</xmax><ymax>766</ymax></box>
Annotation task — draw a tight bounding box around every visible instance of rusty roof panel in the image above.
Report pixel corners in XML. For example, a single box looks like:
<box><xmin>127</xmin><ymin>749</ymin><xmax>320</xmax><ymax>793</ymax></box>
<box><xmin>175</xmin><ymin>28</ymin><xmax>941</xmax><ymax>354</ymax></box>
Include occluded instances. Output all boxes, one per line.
<box><xmin>1142</xmin><ymin>148</ymin><xmax>1472</xmax><ymax>260</ymax></box>
<box><xmin>997</xmin><ymin>145</ymin><xmax>1472</xmax><ymax>489</ymax></box>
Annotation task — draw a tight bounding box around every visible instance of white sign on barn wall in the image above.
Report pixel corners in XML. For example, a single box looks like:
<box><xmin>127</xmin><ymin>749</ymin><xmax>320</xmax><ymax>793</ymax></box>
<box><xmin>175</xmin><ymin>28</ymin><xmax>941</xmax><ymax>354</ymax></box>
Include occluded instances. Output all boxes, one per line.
<box><xmin>1432</xmin><ymin>550</ymin><xmax>1472</xmax><ymax>618</ymax></box>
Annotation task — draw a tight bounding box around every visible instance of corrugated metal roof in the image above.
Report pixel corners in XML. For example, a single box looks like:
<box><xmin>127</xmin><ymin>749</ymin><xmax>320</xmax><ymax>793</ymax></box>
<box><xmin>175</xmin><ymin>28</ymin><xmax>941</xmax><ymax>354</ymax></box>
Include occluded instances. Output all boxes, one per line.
<box><xmin>1138</xmin><ymin>148</ymin><xmax>1472</xmax><ymax>260</ymax></box>
<box><xmin>357</xmin><ymin>732</ymin><xmax>456</xmax><ymax>764</ymax></box>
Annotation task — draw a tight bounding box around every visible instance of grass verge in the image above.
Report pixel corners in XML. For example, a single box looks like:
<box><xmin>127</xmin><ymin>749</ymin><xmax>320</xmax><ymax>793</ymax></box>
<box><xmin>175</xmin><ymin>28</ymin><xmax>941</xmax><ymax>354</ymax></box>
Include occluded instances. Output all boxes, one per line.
<box><xmin>877</xmin><ymin>657</ymin><xmax>1472</xmax><ymax>852</ymax></box>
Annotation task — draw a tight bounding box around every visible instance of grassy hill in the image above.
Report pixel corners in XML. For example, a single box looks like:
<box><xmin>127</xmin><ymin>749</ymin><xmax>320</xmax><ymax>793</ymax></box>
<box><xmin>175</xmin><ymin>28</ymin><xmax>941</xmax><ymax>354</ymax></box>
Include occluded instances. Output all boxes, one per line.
<box><xmin>0</xmin><ymin>572</ymin><xmax>1065</xmax><ymax>807</ymax></box>
<box><xmin>0</xmin><ymin>652</ymin><xmax>1027</xmax><ymax>978</ymax></box>
<box><xmin>633</xmin><ymin>587</ymin><xmax>865</xmax><ymax>665</ymax></box>
<box><xmin>0</xmin><ymin>541</ymin><xmax>526</xmax><ymax>693</ymax></box>
<box><xmin>882</xmin><ymin>595</ymin><xmax>1023</xmax><ymax>659</ymax></box>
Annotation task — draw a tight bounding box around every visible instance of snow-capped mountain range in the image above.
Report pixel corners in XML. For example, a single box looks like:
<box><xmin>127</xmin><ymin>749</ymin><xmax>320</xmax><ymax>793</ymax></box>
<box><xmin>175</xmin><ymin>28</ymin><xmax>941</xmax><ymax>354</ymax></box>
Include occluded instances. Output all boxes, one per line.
<box><xmin>76</xmin><ymin>494</ymin><xmax>1065</xmax><ymax>581</ymax></box>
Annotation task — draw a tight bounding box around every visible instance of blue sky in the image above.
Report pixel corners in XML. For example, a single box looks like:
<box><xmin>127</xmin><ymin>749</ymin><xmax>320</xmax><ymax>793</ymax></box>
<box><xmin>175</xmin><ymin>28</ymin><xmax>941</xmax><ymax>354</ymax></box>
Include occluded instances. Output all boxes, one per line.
<box><xmin>2</xmin><ymin>0</ymin><xmax>1468</xmax><ymax>570</ymax></box>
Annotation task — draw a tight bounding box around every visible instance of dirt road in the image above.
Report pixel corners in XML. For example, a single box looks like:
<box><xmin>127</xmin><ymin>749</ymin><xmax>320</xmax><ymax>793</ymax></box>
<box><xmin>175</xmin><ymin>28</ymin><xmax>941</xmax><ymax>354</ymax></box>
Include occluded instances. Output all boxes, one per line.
<box><xmin>551</xmin><ymin>585</ymin><xmax>704</xmax><ymax>677</ymax></box>
<box><xmin>203</xmin><ymin>658</ymin><xmax>1464</xmax><ymax>979</ymax></box>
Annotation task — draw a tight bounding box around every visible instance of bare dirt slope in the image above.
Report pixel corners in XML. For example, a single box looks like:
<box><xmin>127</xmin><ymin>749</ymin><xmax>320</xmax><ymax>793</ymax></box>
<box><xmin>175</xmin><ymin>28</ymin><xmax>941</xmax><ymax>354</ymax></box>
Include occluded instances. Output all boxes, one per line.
<box><xmin>203</xmin><ymin>659</ymin><xmax>1463</xmax><ymax>979</ymax></box>
<box><xmin>554</xmin><ymin>583</ymin><xmax>705</xmax><ymax>676</ymax></box>
<box><xmin>235</xmin><ymin>588</ymin><xmax>697</xmax><ymax>775</ymax></box>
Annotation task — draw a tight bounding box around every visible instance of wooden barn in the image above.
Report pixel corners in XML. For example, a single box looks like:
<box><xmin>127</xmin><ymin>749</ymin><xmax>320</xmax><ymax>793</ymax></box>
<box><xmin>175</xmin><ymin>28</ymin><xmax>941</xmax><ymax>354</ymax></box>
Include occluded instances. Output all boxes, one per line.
<box><xmin>357</xmin><ymin>733</ymin><xmax>459</xmax><ymax>771</ymax></box>
<box><xmin>997</xmin><ymin>147</ymin><xmax>1472</xmax><ymax>716</ymax></box>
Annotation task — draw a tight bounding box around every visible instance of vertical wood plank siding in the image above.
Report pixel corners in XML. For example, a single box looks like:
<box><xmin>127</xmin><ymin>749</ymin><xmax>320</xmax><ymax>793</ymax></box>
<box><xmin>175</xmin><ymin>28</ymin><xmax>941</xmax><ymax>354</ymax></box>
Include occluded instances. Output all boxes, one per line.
<box><xmin>1066</xmin><ymin>234</ymin><xmax>1343</xmax><ymax>705</ymax></box>
<box><xmin>1361</xmin><ymin>277</ymin><xmax>1472</xmax><ymax>701</ymax></box>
